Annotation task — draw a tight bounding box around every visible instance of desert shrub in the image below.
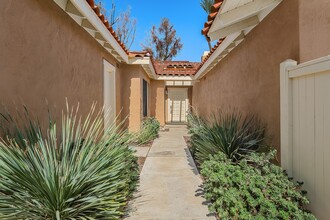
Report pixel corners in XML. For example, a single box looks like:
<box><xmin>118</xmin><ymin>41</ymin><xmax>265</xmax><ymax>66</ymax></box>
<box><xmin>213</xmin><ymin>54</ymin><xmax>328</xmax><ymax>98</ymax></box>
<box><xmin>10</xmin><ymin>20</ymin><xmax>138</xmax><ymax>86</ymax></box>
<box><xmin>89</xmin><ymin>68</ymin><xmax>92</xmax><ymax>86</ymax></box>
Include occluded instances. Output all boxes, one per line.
<box><xmin>0</xmin><ymin>104</ymin><xmax>139</xmax><ymax>219</ymax></box>
<box><xmin>187</xmin><ymin>112</ymin><xmax>206</xmax><ymax>156</ymax></box>
<box><xmin>201</xmin><ymin>150</ymin><xmax>316</xmax><ymax>220</ymax></box>
<box><xmin>136</xmin><ymin>117</ymin><xmax>160</xmax><ymax>144</ymax></box>
<box><xmin>188</xmin><ymin>111</ymin><xmax>266</xmax><ymax>164</ymax></box>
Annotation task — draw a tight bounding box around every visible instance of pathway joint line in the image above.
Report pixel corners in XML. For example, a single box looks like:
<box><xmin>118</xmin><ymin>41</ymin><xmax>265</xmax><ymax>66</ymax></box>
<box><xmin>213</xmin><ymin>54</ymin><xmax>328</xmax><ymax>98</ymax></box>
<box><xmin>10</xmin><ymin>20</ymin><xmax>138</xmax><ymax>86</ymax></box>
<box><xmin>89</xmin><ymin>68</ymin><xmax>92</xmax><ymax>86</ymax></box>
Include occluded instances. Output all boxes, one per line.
<box><xmin>125</xmin><ymin>125</ymin><xmax>215</xmax><ymax>220</ymax></box>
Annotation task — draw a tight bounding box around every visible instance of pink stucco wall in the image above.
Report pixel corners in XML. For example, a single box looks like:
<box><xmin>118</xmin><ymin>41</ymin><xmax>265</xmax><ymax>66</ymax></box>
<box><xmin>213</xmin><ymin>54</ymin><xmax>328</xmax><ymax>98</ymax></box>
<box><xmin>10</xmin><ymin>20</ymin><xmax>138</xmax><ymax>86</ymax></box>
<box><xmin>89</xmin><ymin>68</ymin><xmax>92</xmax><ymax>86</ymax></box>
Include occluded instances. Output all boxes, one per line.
<box><xmin>192</xmin><ymin>0</ymin><xmax>300</xmax><ymax>158</ymax></box>
<box><xmin>299</xmin><ymin>0</ymin><xmax>330</xmax><ymax>62</ymax></box>
<box><xmin>193</xmin><ymin>0</ymin><xmax>330</xmax><ymax>160</ymax></box>
<box><xmin>0</xmin><ymin>0</ymin><xmax>121</xmax><ymax>125</ymax></box>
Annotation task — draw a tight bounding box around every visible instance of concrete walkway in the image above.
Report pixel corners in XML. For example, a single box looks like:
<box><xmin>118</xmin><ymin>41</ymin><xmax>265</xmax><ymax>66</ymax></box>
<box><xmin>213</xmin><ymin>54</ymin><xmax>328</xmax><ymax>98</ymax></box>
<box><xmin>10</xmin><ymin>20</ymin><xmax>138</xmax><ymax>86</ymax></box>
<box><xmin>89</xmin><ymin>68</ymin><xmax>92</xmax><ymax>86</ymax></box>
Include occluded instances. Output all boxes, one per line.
<box><xmin>126</xmin><ymin>125</ymin><xmax>215</xmax><ymax>220</ymax></box>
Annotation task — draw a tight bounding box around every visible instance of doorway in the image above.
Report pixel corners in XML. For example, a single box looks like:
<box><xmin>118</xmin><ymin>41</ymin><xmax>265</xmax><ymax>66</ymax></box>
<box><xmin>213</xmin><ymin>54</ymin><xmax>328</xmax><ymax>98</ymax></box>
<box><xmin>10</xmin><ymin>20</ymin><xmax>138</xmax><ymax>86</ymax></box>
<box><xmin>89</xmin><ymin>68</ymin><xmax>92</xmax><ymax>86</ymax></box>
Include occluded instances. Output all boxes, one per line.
<box><xmin>103</xmin><ymin>60</ymin><xmax>116</xmax><ymax>130</ymax></box>
<box><xmin>167</xmin><ymin>88</ymin><xmax>189</xmax><ymax>123</ymax></box>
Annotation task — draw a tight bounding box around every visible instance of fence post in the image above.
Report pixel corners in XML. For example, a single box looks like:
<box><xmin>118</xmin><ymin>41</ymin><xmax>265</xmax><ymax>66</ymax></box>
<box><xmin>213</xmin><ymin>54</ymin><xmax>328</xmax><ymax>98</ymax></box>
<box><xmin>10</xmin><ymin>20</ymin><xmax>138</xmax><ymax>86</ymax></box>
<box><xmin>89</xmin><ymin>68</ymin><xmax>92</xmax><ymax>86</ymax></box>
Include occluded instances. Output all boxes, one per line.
<box><xmin>280</xmin><ymin>59</ymin><xmax>297</xmax><ymax>177</ymax></box>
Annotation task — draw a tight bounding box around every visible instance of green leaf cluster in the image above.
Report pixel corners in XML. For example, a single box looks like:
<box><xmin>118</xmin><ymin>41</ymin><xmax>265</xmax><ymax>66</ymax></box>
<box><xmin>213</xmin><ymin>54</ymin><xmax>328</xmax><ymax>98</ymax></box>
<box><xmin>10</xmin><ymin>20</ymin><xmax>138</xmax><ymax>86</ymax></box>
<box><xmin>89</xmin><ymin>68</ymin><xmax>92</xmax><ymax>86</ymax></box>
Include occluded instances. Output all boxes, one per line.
<box><xmin>0</xmin><ymin>104</ymin><xmax>139</xmax><ymax>219</ymax></box>
<box><xmin>136</xmin><ymin>117</ymin><xmax>160</xmax><ymax>145</ymax></box>
<box><xmin>201</xmin><ymin>150</ymin><xmax>316</xmax><ymax>220</ymax></box>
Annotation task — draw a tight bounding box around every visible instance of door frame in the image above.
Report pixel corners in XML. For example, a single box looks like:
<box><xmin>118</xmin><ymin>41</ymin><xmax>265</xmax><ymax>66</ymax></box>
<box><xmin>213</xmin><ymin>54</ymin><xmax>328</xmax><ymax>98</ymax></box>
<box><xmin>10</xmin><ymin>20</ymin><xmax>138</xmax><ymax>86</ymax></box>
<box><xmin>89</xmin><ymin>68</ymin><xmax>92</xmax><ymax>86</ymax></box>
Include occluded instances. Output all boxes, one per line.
<box><xmin>142</xmin><ymin>79</ymin><xmax>149</xmax><ymax>118</ymax></box>
<box><xmin>103</xmin><ymin>59</ymin><xmax>116</xmax><ymax>130</ymax></box>
<box><xmin>167</xmin><ymin>87</ymin><xmax>189</xmax><ymax>123</ymax></box>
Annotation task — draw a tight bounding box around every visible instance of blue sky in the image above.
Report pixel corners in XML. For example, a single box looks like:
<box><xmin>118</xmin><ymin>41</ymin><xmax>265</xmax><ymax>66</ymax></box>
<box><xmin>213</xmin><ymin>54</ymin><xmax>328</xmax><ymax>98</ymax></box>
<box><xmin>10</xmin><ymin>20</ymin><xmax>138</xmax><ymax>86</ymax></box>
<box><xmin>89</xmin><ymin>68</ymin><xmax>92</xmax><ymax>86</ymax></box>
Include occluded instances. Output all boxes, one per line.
<box><xmin>101</xmin><ymin>0</ymin><xmax>211</xmax><ymax>62</ymax></box>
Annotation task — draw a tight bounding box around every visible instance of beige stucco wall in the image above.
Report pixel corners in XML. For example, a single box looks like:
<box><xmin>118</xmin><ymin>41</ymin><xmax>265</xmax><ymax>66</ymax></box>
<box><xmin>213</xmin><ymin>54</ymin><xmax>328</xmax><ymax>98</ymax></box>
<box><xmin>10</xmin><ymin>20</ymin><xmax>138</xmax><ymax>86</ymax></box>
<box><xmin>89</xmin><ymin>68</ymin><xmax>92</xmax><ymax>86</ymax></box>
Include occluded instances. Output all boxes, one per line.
<box><xmin>193</xmin><ymin>0</ymin><xmax>300</xmax><ymax>158</ymax></box>
<box><xmin>150</xmin><ymin>80</ymin><xmax>166</xmax><ymax>125</ymax></box>
<box><xmin>119</xmin><ymin>64</ymin><xmax>151</xmax><ymax>132</ymax></box>
<box><xmin>299</xmin><ymin>0</ymin><xmax>330</xmax><ymax>62</ymax></box>
<box><xmin>0</xmin><ymin>0</ymin><xmax>121</xmax><ymax>127</ymax></box>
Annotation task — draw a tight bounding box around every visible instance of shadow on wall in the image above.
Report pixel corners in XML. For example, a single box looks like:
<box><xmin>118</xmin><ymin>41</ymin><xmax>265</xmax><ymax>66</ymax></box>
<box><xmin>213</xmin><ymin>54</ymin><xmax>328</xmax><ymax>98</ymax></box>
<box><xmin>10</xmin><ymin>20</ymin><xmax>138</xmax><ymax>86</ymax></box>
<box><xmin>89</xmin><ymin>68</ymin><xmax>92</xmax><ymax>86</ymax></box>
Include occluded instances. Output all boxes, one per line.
<box><xmin>121</xmin><ymin>77</ymin><xmax>132</xmax><ymax>131</ymax></box>
<box><xmin>0</xmin><ymin>100</ymin><xmax>102</xmax><ymax>140</ymax></box>
<box><xmin>120</xmin><ymin>67</ymin><xmax>144</xmax><ymax>132</ymax></box>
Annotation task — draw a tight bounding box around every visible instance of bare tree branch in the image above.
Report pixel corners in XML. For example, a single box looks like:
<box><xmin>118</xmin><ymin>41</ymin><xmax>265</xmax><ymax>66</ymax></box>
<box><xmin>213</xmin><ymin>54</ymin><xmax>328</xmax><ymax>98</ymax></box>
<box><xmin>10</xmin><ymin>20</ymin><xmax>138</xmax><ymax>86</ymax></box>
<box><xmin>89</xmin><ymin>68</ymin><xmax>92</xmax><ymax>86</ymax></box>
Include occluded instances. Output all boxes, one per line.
<box><xmin>96</xmin><ymin>0</ymin><xmax>136</xmax><ymax>49</ymax></box>
<box><xmin>115</xmin><ymin>8</ymin><xmax>137</xmax><ymax>49</ymax></box>
<box><xmin>97</xmin><ymin>0</ymin><xmax>118</xmax><ymax>26</ymax></box>
<box><xmin>142</xmin><ymin>18</ymin><xmax>183</xmax><ymax>61</ymax></box>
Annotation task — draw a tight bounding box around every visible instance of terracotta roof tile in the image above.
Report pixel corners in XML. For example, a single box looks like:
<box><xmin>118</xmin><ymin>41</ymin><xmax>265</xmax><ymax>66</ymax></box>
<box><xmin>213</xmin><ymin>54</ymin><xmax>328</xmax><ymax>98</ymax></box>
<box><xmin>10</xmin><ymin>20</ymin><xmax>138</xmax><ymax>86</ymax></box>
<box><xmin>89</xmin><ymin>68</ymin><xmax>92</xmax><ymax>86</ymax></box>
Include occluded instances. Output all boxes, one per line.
<box><xmin>85</xmin><ymin>0</ymin><xmax>222</xmax><ymax>77</ymax></box>
<box><xmin>211</xmin><ymin>1</ymin><xmax>223</xmax><ymax>13</ymax></box>
<box><xmin>154</xmin><ymin>61</ymin><xmax>201</xmax><ymax>76</ymax></box>
<box><xmin>128</xmin><ymin>51</ymin><xmax>151</xmax><ymax>58</ymax></box>
<box><xmin>86</xmin><ymin>0</ymin><xmax>129</xmax><ymax>55</ymax></box>
<box><xmin>195</xmin><ymin>38</ymin><xmax>225</xmax><ymax>73</ymax></box>
<box><xmin>201</xmin><ymin>0</ymin><xmax>224</xmax><ymax>36</ymax></box>
<box><xmin>196</xmin><ymin>0</ymin><xmax>226</xmax><ymax>76</ymax></box>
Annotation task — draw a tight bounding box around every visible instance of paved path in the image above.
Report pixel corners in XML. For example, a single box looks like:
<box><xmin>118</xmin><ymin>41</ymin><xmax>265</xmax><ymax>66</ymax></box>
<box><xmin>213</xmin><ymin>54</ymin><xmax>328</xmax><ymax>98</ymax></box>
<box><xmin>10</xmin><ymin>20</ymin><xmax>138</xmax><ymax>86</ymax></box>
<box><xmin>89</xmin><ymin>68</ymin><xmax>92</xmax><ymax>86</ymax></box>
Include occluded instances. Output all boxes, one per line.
<box><xmin>126</xmin><ymin>125</ymin><xmax>215</xmax><ymax>220</ymax></box>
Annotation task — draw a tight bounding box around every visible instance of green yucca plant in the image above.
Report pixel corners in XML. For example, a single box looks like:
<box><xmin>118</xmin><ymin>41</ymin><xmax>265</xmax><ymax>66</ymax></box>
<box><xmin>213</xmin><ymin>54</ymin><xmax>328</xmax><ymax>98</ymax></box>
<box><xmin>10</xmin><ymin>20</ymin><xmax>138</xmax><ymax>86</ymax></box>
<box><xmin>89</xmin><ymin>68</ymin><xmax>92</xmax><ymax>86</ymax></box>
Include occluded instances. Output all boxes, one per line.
<box><xmin>188</xmin><ymin>110</ymin><xmax>266</xmax><ymax>164</ymax></box>
<box><xmin>187</xmin><ymin>112</ymin><xmax>207</xmax><ymax>156</ymax></box>
<box><xmin>0</xmin><ymin>105</ymin><xmax>44</xmax><ymax>150</ymax></box>
<box><xmin>0</xmin><ymin>103</ymin><xmax>138</xmax><ymax>219</ymax></box>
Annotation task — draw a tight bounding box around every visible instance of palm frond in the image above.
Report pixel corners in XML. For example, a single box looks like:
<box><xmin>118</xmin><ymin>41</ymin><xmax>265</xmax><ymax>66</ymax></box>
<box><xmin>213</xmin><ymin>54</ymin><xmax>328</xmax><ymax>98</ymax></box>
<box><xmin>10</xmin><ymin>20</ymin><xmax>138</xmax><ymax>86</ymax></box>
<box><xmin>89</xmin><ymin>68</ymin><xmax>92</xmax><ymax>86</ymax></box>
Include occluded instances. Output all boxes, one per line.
<box><xmin>200</xmin><ymin>0</ymin><xmax>214</xmax><ymax>14</ymax></box>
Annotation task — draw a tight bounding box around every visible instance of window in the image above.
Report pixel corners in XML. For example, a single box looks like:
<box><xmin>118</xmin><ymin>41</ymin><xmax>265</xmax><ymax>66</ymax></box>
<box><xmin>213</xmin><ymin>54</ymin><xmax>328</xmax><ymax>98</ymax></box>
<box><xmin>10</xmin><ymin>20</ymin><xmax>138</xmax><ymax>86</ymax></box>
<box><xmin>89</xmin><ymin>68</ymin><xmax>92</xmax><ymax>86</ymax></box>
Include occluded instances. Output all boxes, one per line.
<box><xmin>142</xmin><ymin>79</ymin><xmax>148</xmax><ymax>117</ymax></box>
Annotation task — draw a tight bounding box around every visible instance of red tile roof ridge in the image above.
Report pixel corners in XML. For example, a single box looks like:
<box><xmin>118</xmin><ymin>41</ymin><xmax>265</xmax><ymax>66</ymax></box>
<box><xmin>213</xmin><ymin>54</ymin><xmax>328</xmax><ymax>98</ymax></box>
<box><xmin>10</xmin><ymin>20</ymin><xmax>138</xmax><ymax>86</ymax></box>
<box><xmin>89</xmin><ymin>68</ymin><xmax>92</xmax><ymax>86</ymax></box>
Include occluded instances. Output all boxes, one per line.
<box><xmin>85</xmin><ymin>0</ymin><xmax>221</xmax><ymax>77</ymax></box>
<box><xmin>194</xmin><ymin>38</ymin><xmax>225</xmax><ymax>74</ymax></box>
<box><xmin>154</xmin><ymin>61</ymin><xmax>200</xmax><ymax>64</ymax></box>
<box><xmin>201</xmin><ymin>0</ymin><xmax>224</xmax><ymax>36</ymax></box>
<box><xmin>154</xmin><ymin>61</ymin><xmax>201</xmax><ymax>76</ymax></box>
<box><xmin>128</xmin><ymin>51</ymin><xmax>151</xmax><ymax>58</ymax></box>
<box><xmin>197</xmin><ymin>0</ymin><xmax>226</xmax><ymax>76</ymax></box>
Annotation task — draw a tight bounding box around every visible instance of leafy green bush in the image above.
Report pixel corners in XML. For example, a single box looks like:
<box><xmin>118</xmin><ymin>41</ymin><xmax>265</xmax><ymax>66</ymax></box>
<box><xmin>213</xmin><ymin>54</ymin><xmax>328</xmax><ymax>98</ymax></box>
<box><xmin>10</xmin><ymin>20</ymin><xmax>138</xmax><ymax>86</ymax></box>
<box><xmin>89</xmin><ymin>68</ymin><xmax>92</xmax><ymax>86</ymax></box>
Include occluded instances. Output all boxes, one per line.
<box><xmin>136</xmin><ymin>117</ymin><xmax>160</xmax><ymax>144</ymax></box>
<box><xmin>0</xmin><ymin>104</ymin><xmax>139</xmax><ymax>219</ymax></box>
<box><xmin>201</xmin><ymin>150</ymin><xmax>316</xmax><ymax>220</ymax></box>
<box><xmin>188</xmin><ymin>111</ymin><xmax>266</xmax><ymax>164</ymax></box>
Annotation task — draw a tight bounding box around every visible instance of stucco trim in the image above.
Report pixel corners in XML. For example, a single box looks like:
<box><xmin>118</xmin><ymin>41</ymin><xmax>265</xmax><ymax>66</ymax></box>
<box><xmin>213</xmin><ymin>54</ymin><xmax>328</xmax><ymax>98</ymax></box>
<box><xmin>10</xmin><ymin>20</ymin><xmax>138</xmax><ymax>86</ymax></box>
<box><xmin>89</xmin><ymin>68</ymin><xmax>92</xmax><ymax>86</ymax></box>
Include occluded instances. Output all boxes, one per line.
<box><xmin>128</xmin><ymin>57</ymin><xmax>157</xmax><ymax>79</ymax></box>
<box><xmin>157</xmin><ymin>76</ymin><xmax>194</xmax><ymax>81</ymax></box>
<box><xmin>194</xmin><ymin>32</ymin><xmax>242</xmax><ymax>79</ymax></box>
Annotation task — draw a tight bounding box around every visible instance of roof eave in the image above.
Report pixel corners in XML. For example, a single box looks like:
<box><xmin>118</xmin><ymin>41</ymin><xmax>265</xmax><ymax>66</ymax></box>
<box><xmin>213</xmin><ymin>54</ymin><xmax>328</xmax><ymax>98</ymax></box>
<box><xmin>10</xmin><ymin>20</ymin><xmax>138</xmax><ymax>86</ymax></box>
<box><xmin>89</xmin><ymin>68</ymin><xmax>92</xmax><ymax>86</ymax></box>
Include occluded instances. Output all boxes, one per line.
<box><xmin>194</xmin><ymin>32</ymin><xmax>243</xmax><ymax>79</ymax></box>
<box><xmin>197</xmin><ymin>0</ymin><xmax>283</xmax><ymax>79</ymax></box>
<box><xmin>128</xmin><ymin>57</ymin><xmax>157</xmax><ymax>79</ymax></box>
<box><xmin>54</xmin><ymin>0</ymin><xmax>129</xmax><ymax>63</ymax></box>
<box><xmin>207</xmin><ymin>0</ymin><xmax>283</xmax><ymax>41</ymax></box>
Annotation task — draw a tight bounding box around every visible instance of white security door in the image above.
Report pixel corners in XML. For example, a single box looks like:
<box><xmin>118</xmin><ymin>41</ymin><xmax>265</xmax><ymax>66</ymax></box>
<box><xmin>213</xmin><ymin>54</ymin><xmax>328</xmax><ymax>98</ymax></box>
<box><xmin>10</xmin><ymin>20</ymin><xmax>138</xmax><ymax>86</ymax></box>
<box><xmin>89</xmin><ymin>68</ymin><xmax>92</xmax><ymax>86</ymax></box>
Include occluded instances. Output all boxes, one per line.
<box><xmin>168</xmin><ymin>88</ymin><xmax>189</xmax><ymax>123</ymax></box>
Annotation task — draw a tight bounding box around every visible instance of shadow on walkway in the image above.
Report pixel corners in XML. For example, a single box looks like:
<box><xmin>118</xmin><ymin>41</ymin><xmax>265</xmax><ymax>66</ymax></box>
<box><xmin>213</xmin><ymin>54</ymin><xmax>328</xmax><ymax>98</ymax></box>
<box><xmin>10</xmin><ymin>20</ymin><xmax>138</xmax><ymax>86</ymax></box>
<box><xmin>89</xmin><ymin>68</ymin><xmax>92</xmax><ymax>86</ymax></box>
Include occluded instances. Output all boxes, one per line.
<box><xmin>125</xmin><ymin>125</ymin><xmax>215</xmax><ymax>220</ymax></box>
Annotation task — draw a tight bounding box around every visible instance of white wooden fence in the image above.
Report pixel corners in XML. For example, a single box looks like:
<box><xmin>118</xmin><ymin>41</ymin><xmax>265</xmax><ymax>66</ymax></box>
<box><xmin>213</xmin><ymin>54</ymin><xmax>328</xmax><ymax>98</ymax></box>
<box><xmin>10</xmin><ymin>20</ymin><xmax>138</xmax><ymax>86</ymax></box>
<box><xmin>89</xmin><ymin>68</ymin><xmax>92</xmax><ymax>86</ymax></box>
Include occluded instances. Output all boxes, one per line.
<box><xmin>280</xmin><ymin>56</ymin><xmax>330</xmax><ymax>219</ymax></box>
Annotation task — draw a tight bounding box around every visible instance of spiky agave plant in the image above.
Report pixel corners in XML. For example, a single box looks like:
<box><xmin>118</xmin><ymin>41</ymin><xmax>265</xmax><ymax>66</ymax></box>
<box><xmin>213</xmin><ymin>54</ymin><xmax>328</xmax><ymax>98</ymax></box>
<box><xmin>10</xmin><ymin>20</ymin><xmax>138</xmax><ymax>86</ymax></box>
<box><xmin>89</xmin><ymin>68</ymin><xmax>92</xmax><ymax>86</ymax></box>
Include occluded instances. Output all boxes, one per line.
<box><xmin>190</xmin><ymin>110</ymin><xmax>266</xmax><ymax>164</ymax></box>
<box><xmin>0</xmin><ymin>104</ymin><xmax>138</xmax><ymax>219</ymax></box>
<box><xmin>0</xmin><ymin>105</ymin><xmax>43</xmax><ymax>150</ymax></box>
<box><xmin>187</xmin><ymin>112</ymin><xmax>207</xmax><ymax>156</ymax></box>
